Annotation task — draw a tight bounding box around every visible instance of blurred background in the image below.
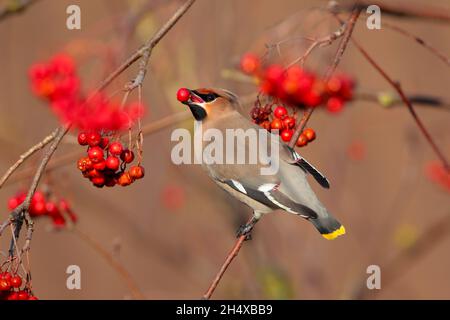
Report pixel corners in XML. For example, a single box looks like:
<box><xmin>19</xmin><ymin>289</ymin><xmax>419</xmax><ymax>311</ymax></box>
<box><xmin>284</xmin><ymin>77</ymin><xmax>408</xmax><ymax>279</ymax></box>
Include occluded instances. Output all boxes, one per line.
<box><xmin>0</xmin><ymin>0</ymin><xmax>449</xmax><ymax>299</ymax></box>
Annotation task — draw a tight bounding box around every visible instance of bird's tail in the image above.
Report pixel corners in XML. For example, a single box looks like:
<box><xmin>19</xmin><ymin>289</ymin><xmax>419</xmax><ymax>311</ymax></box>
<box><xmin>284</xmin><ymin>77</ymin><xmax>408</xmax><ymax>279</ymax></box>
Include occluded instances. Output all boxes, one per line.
<box><xmin>310</xmin><ymin>214</ymin><xmax>345</xmax><ymax>240</ymax></box>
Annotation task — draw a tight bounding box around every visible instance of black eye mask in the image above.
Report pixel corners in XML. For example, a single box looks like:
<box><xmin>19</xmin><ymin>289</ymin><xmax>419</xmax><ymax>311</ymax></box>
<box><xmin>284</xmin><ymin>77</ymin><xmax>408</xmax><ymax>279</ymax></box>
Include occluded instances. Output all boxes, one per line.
<box><xmin>192</xmin><ymin>91</ymin><xmax>219</xmax><ymax>103</ymax></box>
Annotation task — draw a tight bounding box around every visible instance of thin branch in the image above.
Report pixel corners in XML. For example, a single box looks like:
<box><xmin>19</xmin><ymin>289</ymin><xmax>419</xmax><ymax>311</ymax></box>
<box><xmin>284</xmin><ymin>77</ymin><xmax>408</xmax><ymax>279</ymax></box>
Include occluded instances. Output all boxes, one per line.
<box><xmin>0</xmin><ymin>0</ymin><xmax>39</xmax><ymax>22</ymax></box>
<box><xmin>5</xmin><ymin>111</ymin><xmax>191</xmax><ymax>185</ymax></box>
<box><xmin>72</xmin><ymin>227</ymin><xmax>145</xmax><ymax>300</ymax></box>
<box><xmin>337</xmin><ymin>0</ymin><xmax>450</xmax><ymax>23</ymax></box>
<box><xmin>352</xmin><ymin>212</ymin><xmax>450</xmax><ymax>299</ymax></box>
<box><xmin>288</xmin><ymin>6</ymin><xmax>361</xmax><ymax>149</ymax></box>
<box><xmin>355</xmin><ymin>91</ymin><xmax>450</xmax><ymax>111</ymax></box>
<box><xmin>92</xmin><ymin>0</ymin><xmax>197</xmax><ymax>96</ymax></box>
<box><xmin>0</xmin><ymin>128</ymin><xmax>59</xmax><ymax>189</ymax></box>
<box><xmin>382</xmin><ymin>21</ymin><xmax>450</xmax><ymax>67</ymax></box>
<box><xmin>202</xmin><ymin>216</ymin><xmax>253</xmax><ymax>300</ymax></box>
<box><xmin>351</xmin><ymin>38</ymin><xmax>450</xmax><ymax>171</ymax></box>
<box><xmin>7</xmin><ymin>125</ymin><xmax>69</xmax><ymax>254</ymax></box>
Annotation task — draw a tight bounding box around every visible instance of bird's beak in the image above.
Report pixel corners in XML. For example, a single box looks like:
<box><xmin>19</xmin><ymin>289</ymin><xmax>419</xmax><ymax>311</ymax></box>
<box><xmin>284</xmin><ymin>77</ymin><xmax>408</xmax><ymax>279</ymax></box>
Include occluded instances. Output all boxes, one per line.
<box><xmin>182</xmin><ymin>89</ymin><xmax>207</xmax><ymax>121</ymax></box>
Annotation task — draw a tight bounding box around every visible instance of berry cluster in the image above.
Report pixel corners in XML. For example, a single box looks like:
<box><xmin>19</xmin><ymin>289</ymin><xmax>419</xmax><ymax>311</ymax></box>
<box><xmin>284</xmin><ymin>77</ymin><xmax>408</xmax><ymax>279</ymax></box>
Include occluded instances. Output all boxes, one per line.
<box><xmin>240</xmin><ymin>53</ymin><xmax>355</xmax><ymax>114</ymax></box>
<box><xmin>29</xmin><ymin>53</ymin><xmax>145</xmax><ymax>132</ymax></box>
<box><xmin>8</xmin><ymin>190</ymin><xmax>77</xmax><ymax>228</ymax></box>
<box><xmin>0</xmin><ymin>272</ymin><xmax>37</xmax><ymax>300</ymax></box>
<box><xmin>251</xmin><ymin>104</ymin><xmax>316</xmax><ymax>147</ymax></box>
<box><xmin>77</xmin><ymin>131</ymin><xmax>145</xmax><ymax>188</ymax></box>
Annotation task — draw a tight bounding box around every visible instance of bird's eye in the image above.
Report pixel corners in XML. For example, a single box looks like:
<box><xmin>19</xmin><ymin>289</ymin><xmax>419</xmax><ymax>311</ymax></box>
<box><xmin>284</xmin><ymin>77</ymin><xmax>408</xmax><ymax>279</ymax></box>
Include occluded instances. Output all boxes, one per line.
<box><xmin>204</xmin><ymin>93</ymin><xmax>217</xmax><ymax>102</ymax></box>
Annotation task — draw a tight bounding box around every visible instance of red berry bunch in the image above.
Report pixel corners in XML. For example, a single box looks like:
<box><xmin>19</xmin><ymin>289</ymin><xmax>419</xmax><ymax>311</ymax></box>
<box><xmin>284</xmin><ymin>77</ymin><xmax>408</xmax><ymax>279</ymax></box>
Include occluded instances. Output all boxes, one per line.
<box><xmin>240</xmin><ymin>53</ymin><xmax>355</xmax><ymax>114</ymax></box>
<box><xmin>251</xmin><ymin>103</ymin><xmax>316</xmax><ymax>148</ymax></box>
<box><xmin>0</xmin><ymin>272</ymin><xmax>37</xmax><ymax>300</ymax></box>
<box><xmin>29</xmin><ymin>53</ymin><xmax>79</xmax><ymax>102</ymax></box>
<box><xmin>8</xmin><ymin>190</ymin><xmax>77</xmax><ymax>228</ymax></box>
<box><xmin>29</xmin><ymin>54</ymin><xmax>145</xmax><ymax>132</ymax></box>
<box><xmin>77</xmin><ymin>131</ymin><xmax>145</xmax><ymax>188</ymax></box>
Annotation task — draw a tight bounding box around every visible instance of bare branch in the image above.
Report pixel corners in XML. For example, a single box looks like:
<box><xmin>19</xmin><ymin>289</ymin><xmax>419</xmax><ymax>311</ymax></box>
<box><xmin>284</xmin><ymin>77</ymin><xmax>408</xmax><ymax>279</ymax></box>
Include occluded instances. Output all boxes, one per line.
<box><xmin>288</xmin><ymin>6</ymin><xmax>361</xmax><ymax>149</ymax></box>
<box><xmin>351</xmin><ymin>38</ymin><xmax>450</xmax><ymax>171</ymax></box>
<box><xmin>0</xmin><ymin>128</ymin><xmax>59</xmax><ymax>189</ymax></box>
<box><xmin>0</xmin><ymin>0</ymin><xmax>39</xmax><ymax>22</ymax></box>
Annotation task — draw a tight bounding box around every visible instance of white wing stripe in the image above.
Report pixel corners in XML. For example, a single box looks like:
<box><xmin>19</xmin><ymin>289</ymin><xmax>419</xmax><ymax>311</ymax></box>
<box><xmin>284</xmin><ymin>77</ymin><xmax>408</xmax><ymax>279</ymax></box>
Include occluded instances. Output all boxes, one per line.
<box><xmin>231</xmin><ymin>180</ymin><xmax>247</xmax><ymax>194</ymax></box>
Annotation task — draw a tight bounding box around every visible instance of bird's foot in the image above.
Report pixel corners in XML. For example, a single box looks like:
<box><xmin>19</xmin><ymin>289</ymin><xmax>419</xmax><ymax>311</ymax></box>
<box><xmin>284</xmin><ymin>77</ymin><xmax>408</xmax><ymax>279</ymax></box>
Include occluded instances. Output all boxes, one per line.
<box><xmin>236</xmin><ymin>223</ymin><xmax>254</xmax><ymax>241</ymax></box>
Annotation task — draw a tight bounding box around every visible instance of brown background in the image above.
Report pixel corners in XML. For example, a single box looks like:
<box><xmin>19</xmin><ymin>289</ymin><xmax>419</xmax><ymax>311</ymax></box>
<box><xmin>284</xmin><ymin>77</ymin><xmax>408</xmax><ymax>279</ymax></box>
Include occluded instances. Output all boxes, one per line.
<box><xmin>0</xmin><ymin>0</ymin><xmax>449</xmax><ymax>299</ymax></box>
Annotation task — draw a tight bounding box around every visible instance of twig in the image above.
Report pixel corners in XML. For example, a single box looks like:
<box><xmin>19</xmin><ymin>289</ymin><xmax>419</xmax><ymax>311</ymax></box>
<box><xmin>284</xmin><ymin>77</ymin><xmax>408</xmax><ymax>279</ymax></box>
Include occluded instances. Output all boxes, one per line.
<box><xmin>337</xmin><ymin>0</ymin><xmax>450</xmax><ymax>23</ymax></box>
<box><xmin>72</xmin><ymin>227</ymin><xmax>145</xmax><ymax>300</ymax></box>
<box><xmin>0</xmin><ymin>0</ymin><xmax>39</xmax><ymax>22</ymax></box>
<box><xmin>202</xmin><ymin>216</ymin><xmax>253</xmax><ymax>300</ymax></box>
<box><xmin>5</xmin><ymin>111</ymin><xmax>191</xmax><ymax>185</ymax></box>
<box><xmin>288</xmin><ymin>6</ymin><xmax>361</xmax><ymax>149</ymax></box>
<box><xmin>92</xmin><ymin>0</ymin><xmax>197</xmax><ymax>96</ymax></box>
<box><xmin>381</xmin><ymin>21</ymin><xmax>450</xmax><ymax>67</ymax></box>
<box><xmin>352</xmin><ymin>212</ymin><xmax>450</xmax><ymax>299</ymax></box>
<box><xmin>350</xmin><ymin>38</ymin><xmax>450</xmax><ymax>171</ymax></box>
<box><xmin>355</xmin><ymin>91</ymin><xmax>450</xmax><ymax>111</ymax></box>
<box><xmin>0</xmin><ymin>128</ymin><xmax>59</xmax><ymax>189</ymax></box>
<box><xmin>7</xmin><ymin>126</ymin><xmax>69</xmax><ymax>254</ymax></box>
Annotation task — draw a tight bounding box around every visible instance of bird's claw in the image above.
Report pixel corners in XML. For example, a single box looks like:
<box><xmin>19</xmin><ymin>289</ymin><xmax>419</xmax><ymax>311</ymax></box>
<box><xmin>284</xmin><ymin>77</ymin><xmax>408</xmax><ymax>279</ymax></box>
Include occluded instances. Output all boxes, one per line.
<box><xmin>236</xmin><ymin>223</ymin><xmax>253</xmax><ymax>241</ymax></box>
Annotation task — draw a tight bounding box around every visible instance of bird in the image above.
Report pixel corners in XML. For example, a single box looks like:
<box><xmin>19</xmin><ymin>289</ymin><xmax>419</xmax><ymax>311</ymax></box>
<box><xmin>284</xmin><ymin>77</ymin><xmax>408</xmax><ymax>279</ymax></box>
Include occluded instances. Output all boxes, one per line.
<box><xmin>178</xmin><ymin>87</ymin><xmax>345</xmax><ymax>240</ymax></box>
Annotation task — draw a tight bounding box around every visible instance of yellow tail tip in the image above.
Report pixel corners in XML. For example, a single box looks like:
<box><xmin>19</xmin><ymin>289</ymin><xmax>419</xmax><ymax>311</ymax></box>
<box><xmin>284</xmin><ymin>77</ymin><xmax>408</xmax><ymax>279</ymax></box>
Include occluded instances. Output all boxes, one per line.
<box><xmin>322</xmin><ymin>225</ymin><xmax>346</xmax><ymax>240</ymax></box>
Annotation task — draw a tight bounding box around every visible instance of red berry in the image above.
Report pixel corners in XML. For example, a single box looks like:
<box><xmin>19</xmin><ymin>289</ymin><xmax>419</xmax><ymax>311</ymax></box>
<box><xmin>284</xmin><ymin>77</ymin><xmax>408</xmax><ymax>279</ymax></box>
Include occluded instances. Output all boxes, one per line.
<box><xmin>120</xmin><ymin>149</ymin><xmax>135</xmax><ymax>164</ymax></box>
<box><xmin>176</xmin><ymin>88</ymin><xmax>191</xmax><ymax>103</ymax></box>
<box><xmin>88</xmin><ymin>146</ymin><xmax>104</xmax><ymax>163</ymax></box>
<box><xmin>108</xmin><ymin>142</ymin><xmax>123</xmax><ymax>156</ymax></box>
<box><xmin>105</xmin><ymin>156</ymin><xmax>120</xmax><ymax>171</ymax></box>
<box><xmin>8</xmin><ymin>197</ymin><xmax>20</xmax><ymax>210</ymax></box>
<box><xmin>77</xmin><ymin>132</ymin><xmax>88</xmax><ymax>145</ymax></box>
<box><xmin>282</xmin><ymin>116</ymin><xmax>295</xmax><ymax>129</ymax></box>
<box><xmin>260</xmin><ymin>121</ymin><xmax>271</xmax><ymax>131</ymax></box>
<box><xmin>30</xmin><ymin>200</ymin><xmax>46</xmax><ymax>216</ymax></box>
<box><xmin>303</xmin><ymin>128</ymin><xmax>316</xmax><ymax>142</ymax></box>
<box><xmin>1</xmin><ymin>272</ymin><xmax>11</xmax><ymax>281</ymax></box>
<box><xmin>93</xmin><ymin>159</ymin><xmax>106</xmax><ymax>171</ymax></box>
<box><xmin>45</xmin><ymin>202</ymin><xmax>59</xmax><ymax>217</ymax></box>
<box><xmin>273</xmin><ymin>106</ymin><xmax>288</xmax><ymax>119</ymax></box>
<box><xmin>7</xmin><ymin>292</ymin><xmax>18</xmax><ymax>300</ymax></box>
<box><xmin>296</xmin><ymin>133</ymin><xmax>308</xmax><ymax>147</ymax></box>
<box><xmin>91</xmin><ymin>176</ymin><xmax>105</xmax><ymax>187</ymax></box>
<box><xmin>87</xmin><ymin>132</ymin><xmax>102</xmax><ymax>147</ymax></box>
<box><xmin>326</xmin><ymin>97</ymin><xmax>344</xmax><ymax>113</ymax></box>
<box><xmin>88</xmin><ymin>169</ymin><xmax>103</xmax><ymax>179</ymax></box>
<box><xmin>118</xmin><ymin>172</ymin><xmax>133</xmax><ymax>186</ymax></box>
<box><xmin>10</xmin><ymin>276</ymin><xmax>22</xmax><ymax>289</ymax></box>
<box><xmin>59</xmin><ymin>199</ymin><xmax>71</xmax><ymax>211</ymax></box>
<box><xmin>0</xmin><ymin>279</ymin><xmax>11</xmax><ymax>291</ymax></box>
<box><xmin>17</xmin><ymin>291</ymin><xmax>29</xmax><ymax>300</ymax></box>
<box><xmin>280</xmin><ymin>129</ymin><xmax>294</xmax><ymax>142</ymax></box>
<box><xmin>270</xmin><ymin>118</ymin><xmax>283</xmax><ymax>131</ymax></box>
<box><xmin>28</xmin><ymin>296</ymin><xmax>38</xmax><ymax>300</ymax></box>
<box><xmin>129</xmin><ymin>166</ymin><xmax>145</xmax><ymax>180</ymax></box>
<box><xmin>99</xmin><ymin>137</ymin><xmax>109</xmax><ymax>149</ymax></box>
<box><xmin>240</xmin><ymin>53</ymin><xmax>260</xmax><ymax>75</ymax></box>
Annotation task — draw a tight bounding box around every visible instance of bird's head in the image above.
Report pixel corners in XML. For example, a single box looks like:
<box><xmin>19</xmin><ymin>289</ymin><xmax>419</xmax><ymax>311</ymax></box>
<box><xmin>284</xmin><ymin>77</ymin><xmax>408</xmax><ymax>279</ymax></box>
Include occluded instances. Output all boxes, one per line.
<box><xmin>177</xmin><ymin>88</ymin><xmax>240</xmax><ymax>121</ymax></box>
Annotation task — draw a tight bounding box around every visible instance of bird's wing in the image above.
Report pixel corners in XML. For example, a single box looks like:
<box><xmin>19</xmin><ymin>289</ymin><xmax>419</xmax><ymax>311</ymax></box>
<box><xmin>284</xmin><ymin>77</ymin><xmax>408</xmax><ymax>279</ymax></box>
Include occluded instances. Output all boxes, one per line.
<box><xmin>217</xmin><ymin>179</ymin><xmax>319</xmax><ymax>219</ymax></box>
<box><xmin>221</xmin><ymin>113</ymin><xmax>330</xmax><ymax>189</ymax></box>
<box><xmin>281</xmin><ymin>145</ymin><xmax>330</xmax><ymax>189</ymax></box>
